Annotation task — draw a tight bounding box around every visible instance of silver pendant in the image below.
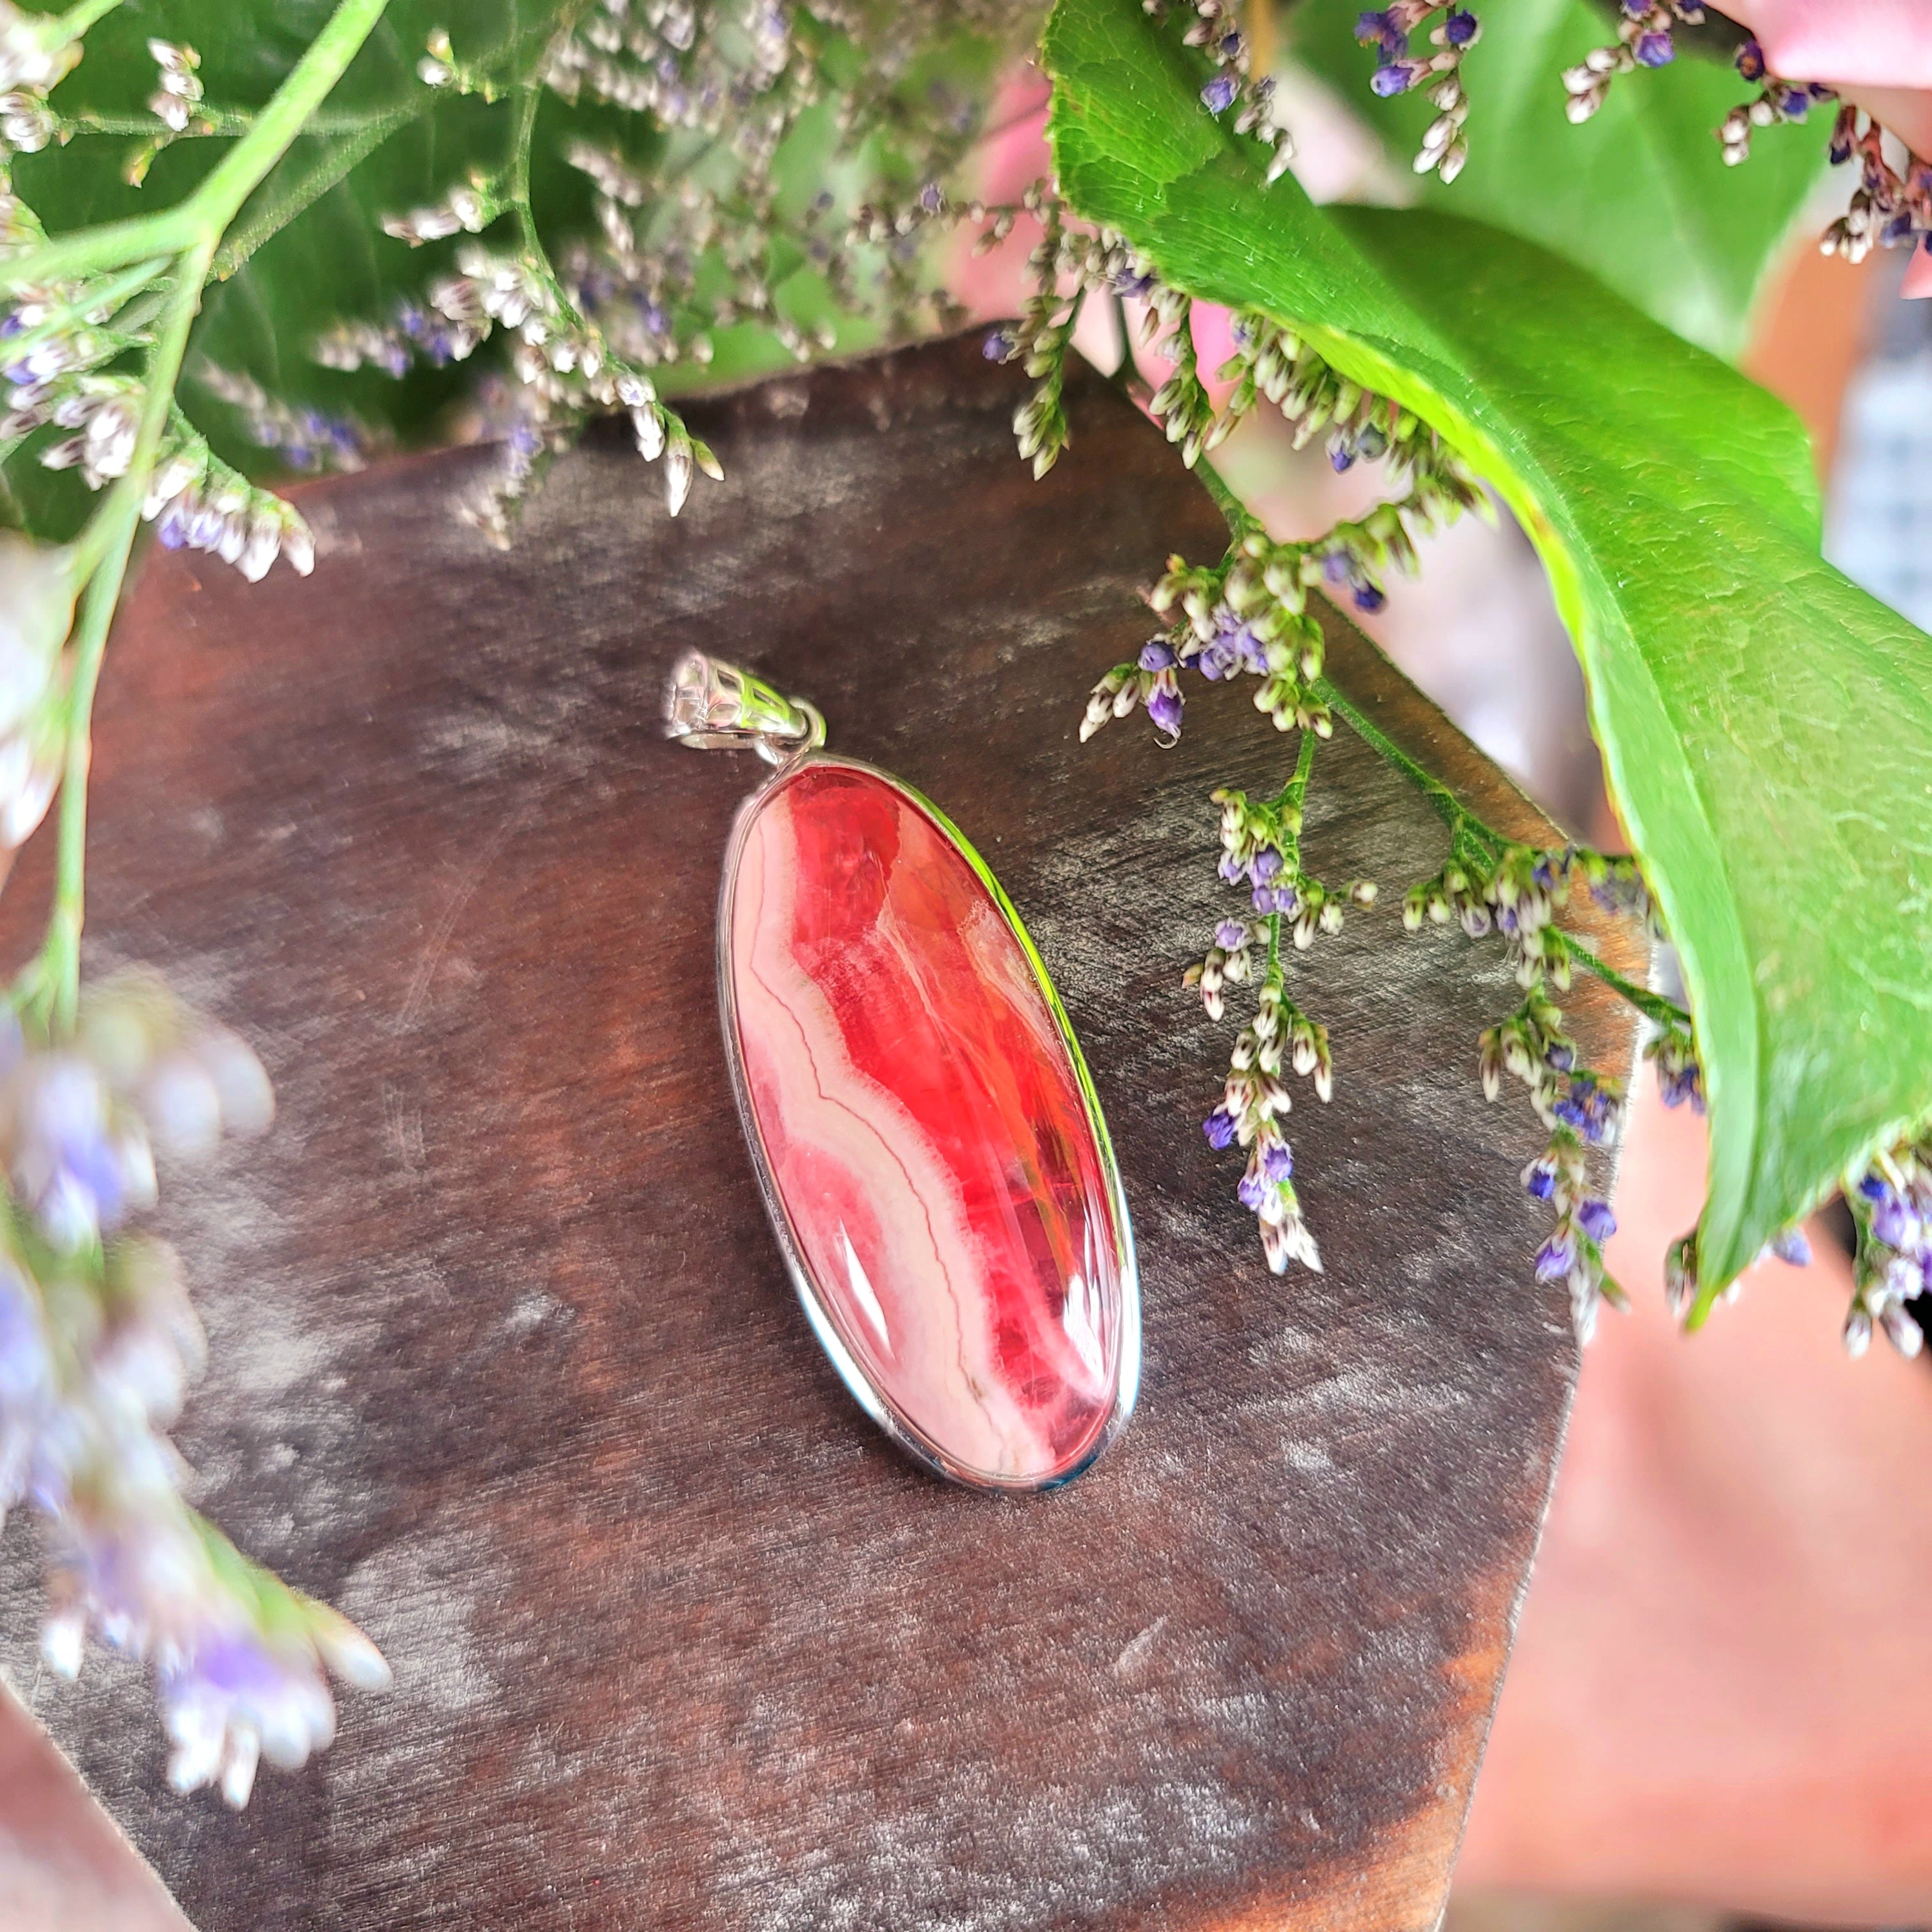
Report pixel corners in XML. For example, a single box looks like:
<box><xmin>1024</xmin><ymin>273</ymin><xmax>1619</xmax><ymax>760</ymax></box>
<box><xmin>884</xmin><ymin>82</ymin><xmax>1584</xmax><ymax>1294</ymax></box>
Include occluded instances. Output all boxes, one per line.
<box><xmin>666</xmin><ymin>652</ymin><xmax>1139</xmax><ymax>1491</ymax></box>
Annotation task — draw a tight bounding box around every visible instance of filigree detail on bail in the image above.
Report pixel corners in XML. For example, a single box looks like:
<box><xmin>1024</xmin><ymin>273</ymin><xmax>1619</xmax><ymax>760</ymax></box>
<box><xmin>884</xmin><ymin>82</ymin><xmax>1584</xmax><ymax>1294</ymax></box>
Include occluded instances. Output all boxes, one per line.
<box><xmin>663</xmin><ymin>652</ymin><xmax>825</xmax><ymax>765</ymax></box>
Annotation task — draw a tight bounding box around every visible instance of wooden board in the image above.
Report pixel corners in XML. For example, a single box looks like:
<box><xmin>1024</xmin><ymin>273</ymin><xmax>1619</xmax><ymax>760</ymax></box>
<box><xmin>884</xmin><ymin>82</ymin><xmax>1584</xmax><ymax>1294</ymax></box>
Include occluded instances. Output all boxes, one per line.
<box><xmin>0</xmin><ymin>334</ymin><xmax>1641</xmax><ymax>1931</ymax></box>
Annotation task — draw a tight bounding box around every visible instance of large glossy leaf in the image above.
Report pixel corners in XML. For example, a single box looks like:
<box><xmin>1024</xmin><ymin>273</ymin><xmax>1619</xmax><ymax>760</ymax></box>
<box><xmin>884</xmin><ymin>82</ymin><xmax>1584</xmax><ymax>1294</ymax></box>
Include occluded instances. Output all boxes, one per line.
<box><xmin>1044</xmin><ymin>0</ymin><xmax>1932</xmax><ymax>1297</ymax></box>
<box><xmin>1288</xmin><ymin>0</ymin><xmax>1826</xmax><ymax>358</ymax></box>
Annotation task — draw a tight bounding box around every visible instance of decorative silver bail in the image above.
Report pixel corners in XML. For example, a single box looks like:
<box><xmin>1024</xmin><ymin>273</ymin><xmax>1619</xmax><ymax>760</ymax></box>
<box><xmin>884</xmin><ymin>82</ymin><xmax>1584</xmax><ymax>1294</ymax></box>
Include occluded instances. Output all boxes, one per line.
<box><xmin>663</xmin><ymin>652</ymin><xmax>827</xmax><ymax>767</ymax></box>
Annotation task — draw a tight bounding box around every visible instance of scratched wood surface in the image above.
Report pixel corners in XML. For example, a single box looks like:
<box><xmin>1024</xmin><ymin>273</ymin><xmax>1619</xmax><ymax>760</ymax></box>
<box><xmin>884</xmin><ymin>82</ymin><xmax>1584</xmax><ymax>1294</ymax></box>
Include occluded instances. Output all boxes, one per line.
<box><xmin>0</xmin><ymin>334</ymin><xmax>1642</xmax><ymax>1931</ymax></box>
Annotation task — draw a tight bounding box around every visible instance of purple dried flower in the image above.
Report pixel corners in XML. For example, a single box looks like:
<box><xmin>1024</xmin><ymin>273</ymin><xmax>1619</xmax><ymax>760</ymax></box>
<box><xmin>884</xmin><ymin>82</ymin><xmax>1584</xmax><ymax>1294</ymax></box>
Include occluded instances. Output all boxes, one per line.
<box><xmin>1139</xmin><ymin>639</ymin><xmax>1177</xmax><ymax>672</ymax></box>
<box><xmin>1873</xmin><ymin>1197</ymin><xmax>1917</xmax><ymax>1248</ymax></box>
<box><xmin>1201</xmin><ymin>73</ymin><xmax>1238</xmax><ymax>116</ymax></box>
<box><xmin>1633</xmin><ymin>30</ymin><xmax>1674</xmax><ymax>65</ymax></box>
<box><xmin>1576</xmin><ymin>1198</ymin><xmax>1616</xmax><ymax>1244</ymax></box>
<box><xmin>1443</xmin><ymin>8</ymin><xmax>1479</xmax><ymax>47</ymax></box>
<box><xmin>1204</xmin><ymin>1106</ymin><xmax>1238</xmax><ymax>1151</ymax></box>
<box><xmin>1146</xmin><ymin>681</ymin><xmax>1184</xmax><ymax>738</ymax></box>
<box><xmin>5</xmin><ymin>1058</ymin><xmax>155</xmax><ymax>1251</ymax></box>
<box><xmin>1355</xmin><ymin>10</ymin><xmax>1407</xmax><ymax>56</ymax></box>
<box><xmin>1535</xmin><ymin>1233</ymin><xmax>1576</xmax><ymax>1282</ymax></box>
<box><xmin>45</xmin><ymin>1503</ymin><xmax>388</xmax><ymax>1809</ymax></box>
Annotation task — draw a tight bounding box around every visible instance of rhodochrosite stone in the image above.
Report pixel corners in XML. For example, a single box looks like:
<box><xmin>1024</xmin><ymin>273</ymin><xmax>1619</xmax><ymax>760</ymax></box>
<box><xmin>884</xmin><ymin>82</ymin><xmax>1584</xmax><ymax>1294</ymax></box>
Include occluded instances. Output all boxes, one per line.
<box><xmin>725</xmin><ymin>760</ymin><xmax>1133</xmax><ymax>1486</ymax></box>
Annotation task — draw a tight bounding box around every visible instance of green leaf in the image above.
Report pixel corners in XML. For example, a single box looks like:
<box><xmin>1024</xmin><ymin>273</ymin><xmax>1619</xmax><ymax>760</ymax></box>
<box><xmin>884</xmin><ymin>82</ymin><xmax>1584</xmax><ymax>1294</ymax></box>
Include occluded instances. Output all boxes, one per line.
<box><xmin>1288</xmin><ymin>0</ymin><xmax>1826</xmax><ymax>360</ymax></box>
<box><xmin>1043</xmin><ymin>0</ymin><xmax>1932</xmax><ymax>1297</ymax></box>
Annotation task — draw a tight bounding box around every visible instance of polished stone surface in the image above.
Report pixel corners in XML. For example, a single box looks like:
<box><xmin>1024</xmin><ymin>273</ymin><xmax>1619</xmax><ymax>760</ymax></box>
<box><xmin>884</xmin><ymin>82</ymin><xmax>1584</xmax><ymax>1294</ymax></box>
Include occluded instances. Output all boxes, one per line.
<box><xmin>726</xmin><ymin>760</ymin><xmax>1129</xmax><ymax>1485</ymax></box>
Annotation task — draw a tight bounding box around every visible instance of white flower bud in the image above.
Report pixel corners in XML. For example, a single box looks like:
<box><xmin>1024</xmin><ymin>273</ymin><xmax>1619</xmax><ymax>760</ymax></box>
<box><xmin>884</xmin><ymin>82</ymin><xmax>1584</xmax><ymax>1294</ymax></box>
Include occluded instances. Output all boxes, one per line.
<box><xmin>40</xmin><ymin>1608</ymin><xmax>85</xmax><ymax>1679</ymax></box>
<box><xmin>663</xmin><ymin>443</ymin><xmax>694</xmax><ymax>516</ymax></box>
<box><xmin>1843</xmin><ymin>1304</ymin><xmax>1873</xmax><ymax>1359</ymax></box>
<box><xmin>1880</xmin><ymin>1300</ymin><xmax>1924</xmax><ymax>1359</ymax></box>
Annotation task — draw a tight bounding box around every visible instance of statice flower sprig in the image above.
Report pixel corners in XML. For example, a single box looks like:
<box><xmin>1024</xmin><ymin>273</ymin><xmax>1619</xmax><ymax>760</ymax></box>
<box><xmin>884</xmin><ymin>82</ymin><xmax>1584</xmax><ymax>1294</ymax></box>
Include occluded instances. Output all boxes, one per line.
<box><xmin>0</xmin><ymin>0</ymin><xmax>433</xmax><ymax>1802</ymax></box>
<box><xmin>1840</xmin><ymin>1137</ymin><xmax>1932</xmax><ymax>1360</ymax></box>
<box><xmin>1157</xmin><ymin>0</ymin><xmax>1295</xmax><ymax>183</ymax></box>
<box><xmin>1063</xmin><ymin>26</ymin><xmax>1929</xmax><ymax>1350</ymax></box>
<box><xmin>329</xmin><ymin>0</ymin><xmax>1009</xmax><ymax>537</ymax></box>
<box><xmin>1187</xmin><ymin>735</ymin><xmax>1375</xmax><ymax>1274</ymax></box>
<box><xmin>1</xmin><ymin>203</ymin><xmax>318</xmax><ymax>581</ymax></box>
<box><xmin>1818</xmin><ymin>105</ymin><xmax>1932</xmax><ymax>271</ymax></box>
<box><xmin>192</xmin><ymin>362</ymin><xmax>378</xmax><ymax>475</ymax></box>
<box><xmin>1691</xmin><ymin>32</ymin><xmax>1931</xmax><ymax>278</ymax></box>
<box><xmin>1449</xmin><ymin>858</ymin><xmax>1633</xmax><ymax>1336</ymax></box>
<box><xmin>1716</xmin><ymin>38</ymin><xmax>1835</xmax><ymax>167</ymax></box>
<box><xmin>1521</xmin><ymin>1128</ymin><xmax>1623</xmax><ymax>1341</ymax></box>
<box><xmin>141</xmin><ymin>35</ymin><xmax>201</xmax><ymax>125</ymax></box>
<box><xmin>1561</xmin><ymin>3</ymin><xmax>1705</xmax><ymax>123</ymax></box>
<box><xmin>0</xmin><ymin>0</ymin><xmax>102</xmax><ymax>158</ymax></box>
<box><xmin>989</xmin><ymin>190</ymin><xmax>1087</xmax><ymax>479</ymax></box>
<box><xmin>325</xmin><ymin>32</ymin><xmax>728</xmax><ymax>543</ymax></box>
<box><xmin>0</xmin><ymin>973</ymin><xmax>389</xmax><ymax>1807</ymax></box>
<box><xmin>1356</xmin><ymin>3</ymin><xmax>1480</xmax><ymax>181</ymax></box>
<box><xmin>1552</xmin><ymin>15</ymin><xmax>1927</xmax><ymax>274</ymax></box>
<box><xmin>1700</xmin><ymin>32</ymin><xmax>1928</xmax><ymax>272</ymax></box>
<box><xmin>1646</xmin><ymin>1018</ymin><xmax>1703</xmax><ymax>1113</ymax></box>
<box><xmin>1079</xmin><ymin>309</ymin><xmax>1487</xmax><ymax>749</ymax></box>
<box><xmin>1324</xmin><ymin>686</ymin><xmax>1681</xmax><ymax>1339</ymax></box>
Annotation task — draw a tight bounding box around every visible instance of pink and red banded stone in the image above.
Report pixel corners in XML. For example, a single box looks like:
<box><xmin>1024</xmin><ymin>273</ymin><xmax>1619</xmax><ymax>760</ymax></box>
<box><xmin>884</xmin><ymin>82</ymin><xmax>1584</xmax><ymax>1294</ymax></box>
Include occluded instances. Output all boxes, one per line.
<box><xmin>725</xmin><ymin>761</ymin><xmax>1133</xmax><ymax>1487</ymax></box>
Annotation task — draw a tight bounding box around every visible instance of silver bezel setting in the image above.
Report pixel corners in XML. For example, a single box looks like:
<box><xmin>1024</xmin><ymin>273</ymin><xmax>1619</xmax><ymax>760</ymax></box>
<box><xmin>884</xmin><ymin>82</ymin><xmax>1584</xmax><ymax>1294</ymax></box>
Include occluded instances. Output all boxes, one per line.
<box><xmin>714</xmin><ymin>750</ymin><xmax>1141</xmax><ymax>1493</ymax></box>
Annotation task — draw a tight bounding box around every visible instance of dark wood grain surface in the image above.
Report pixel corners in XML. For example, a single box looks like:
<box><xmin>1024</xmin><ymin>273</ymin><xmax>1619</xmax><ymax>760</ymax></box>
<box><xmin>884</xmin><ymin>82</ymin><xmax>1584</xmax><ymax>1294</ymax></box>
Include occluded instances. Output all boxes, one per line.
<box><xmin>0</xmin><ymin>335</ymin><xmax>1641</xmax><ymax>1931</ymax></box>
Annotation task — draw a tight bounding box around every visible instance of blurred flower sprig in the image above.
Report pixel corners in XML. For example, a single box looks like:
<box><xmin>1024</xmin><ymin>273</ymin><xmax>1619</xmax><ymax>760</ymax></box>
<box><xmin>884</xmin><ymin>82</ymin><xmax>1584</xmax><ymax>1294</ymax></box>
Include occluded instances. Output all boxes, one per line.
<box><xmin>0</xmin><ymin>971</ymin><xmax>390</xmax><ymax>1807</ymax></box>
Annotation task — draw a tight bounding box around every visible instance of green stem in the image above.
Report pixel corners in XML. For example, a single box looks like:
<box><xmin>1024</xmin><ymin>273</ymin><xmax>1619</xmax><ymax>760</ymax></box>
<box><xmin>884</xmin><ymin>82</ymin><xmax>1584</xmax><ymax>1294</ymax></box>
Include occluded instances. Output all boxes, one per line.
<box><xmin>40</xmin><ymin>249</ymin><xmax>209</xmax><ymax>1031</ymax></box>
<box><xmin>507</xmin><ymin>78</ymin><xmax>544</xmax><ymax>254</ymax></box>
<box><xmin>1</xmin><ymin>207</ymin><xmax>200</xmax><ymax>295</ymax></box>
<box><xmin>54</xmin><ymin>107</ymin><xmax>397</xmax><ymax>141</ymax></box>
<box><xmin>1557</xmin><ymin>930</ymin><xmax>1689</xmax><ymax>1031</ymax></box>
<box><xmin>1276</xmin><ymin>719</ymin><xmax>1317</xmax><ymax>817</ymax></box>
<box><xmin>209</xmin><ymin>101</ymin><xmax>417</xmax><ymax>282</ymax></box>
<box><xmin>1191</xmin><ymin>445</ymin><xmax>1255</xmax><ymax>540</ymax></box>
<box><xmin>21</xmin><ymin>0</ymin><xmax>394</xmax><ymax>1025</ymax></box>
<box><xmin>187</xmin><ymin>0</ymin><xmax>391</xmax><ymax>231</ymax></box>
<box><xmin>51</xmin><ymin>0</ymin><xmax>124</xmax><ymax>37</ymax></box>
<box><xmin>1311</xmin><ymin>672</ymin><xmax>1501</xmax><ymax>854</ymax></box>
